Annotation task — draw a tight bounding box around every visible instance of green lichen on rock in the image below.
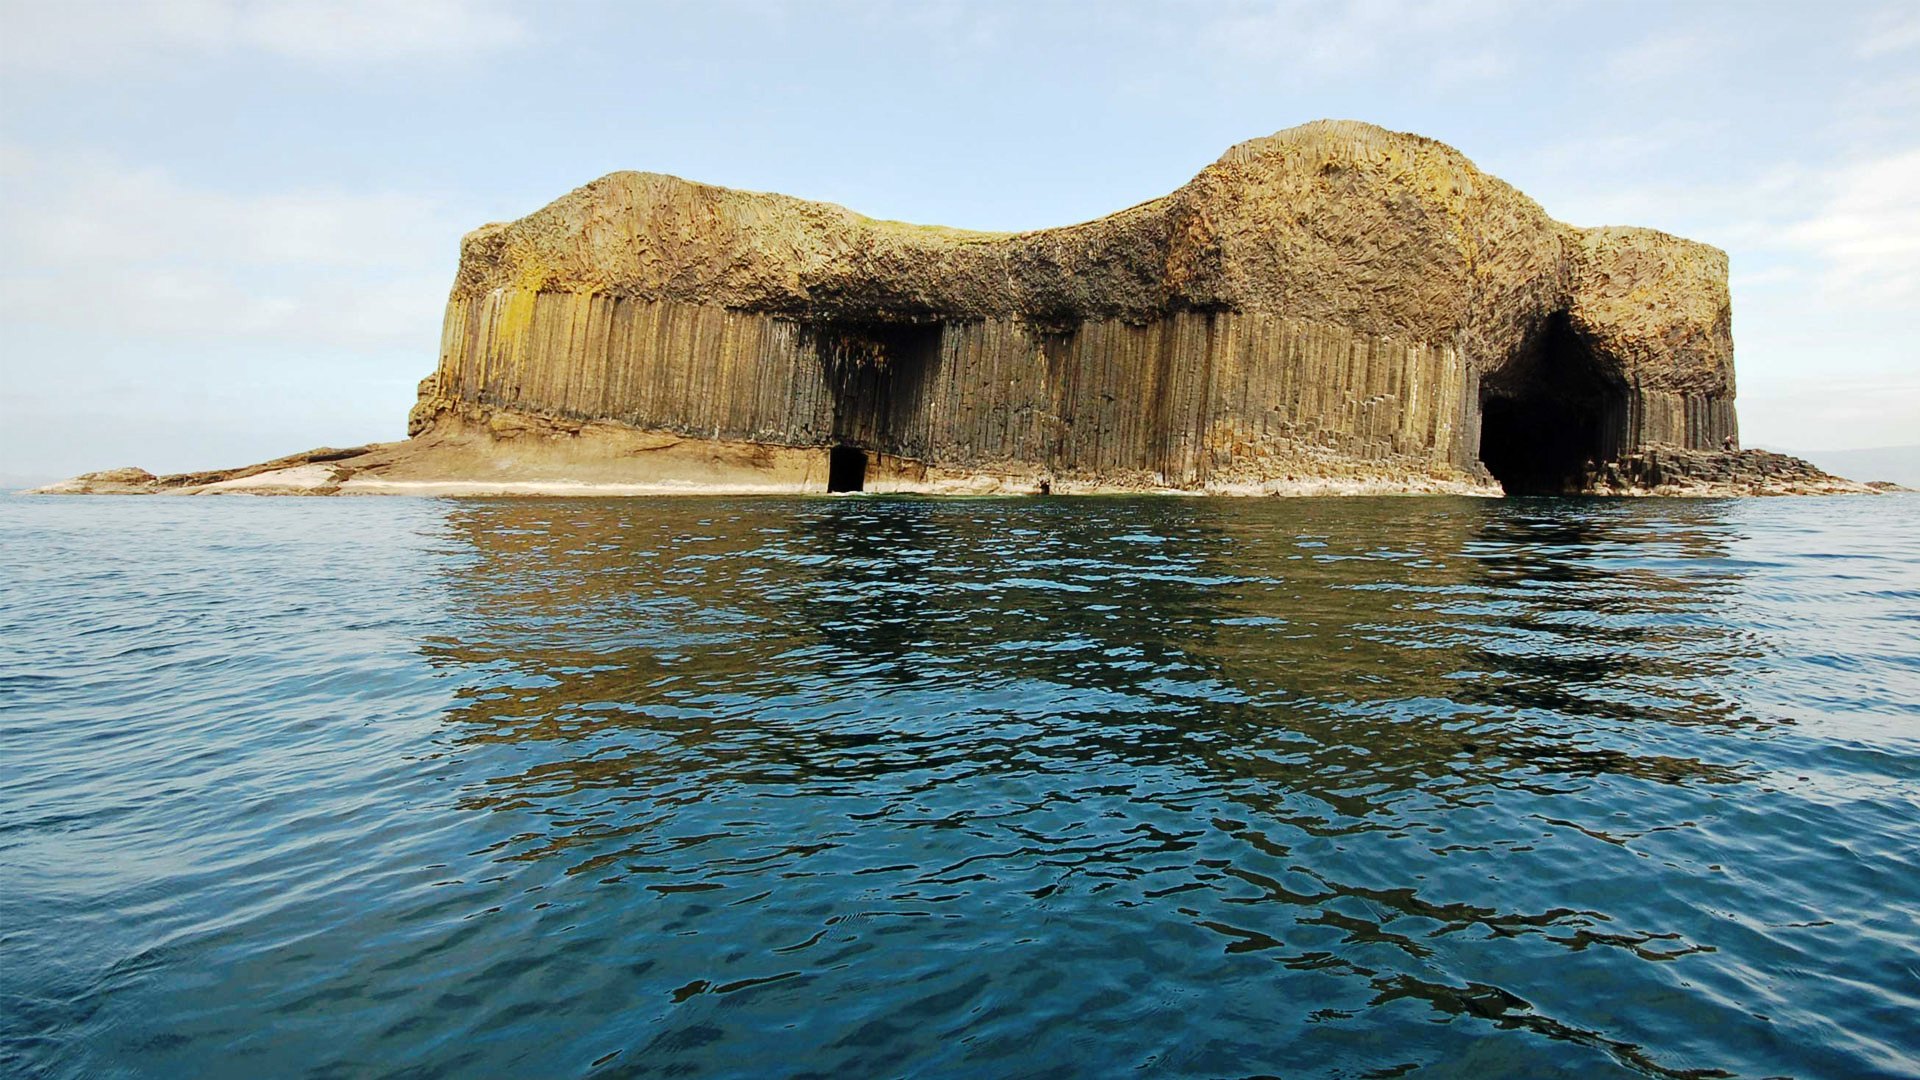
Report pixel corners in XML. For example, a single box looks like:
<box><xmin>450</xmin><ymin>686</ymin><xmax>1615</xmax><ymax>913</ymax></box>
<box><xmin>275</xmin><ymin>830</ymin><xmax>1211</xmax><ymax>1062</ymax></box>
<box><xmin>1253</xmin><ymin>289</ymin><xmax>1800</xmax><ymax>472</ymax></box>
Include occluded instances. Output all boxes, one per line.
<box><xmin>1567</xmin><ymin>226</ymin><xmax>1734</xmax><ymax>395</ymax></box>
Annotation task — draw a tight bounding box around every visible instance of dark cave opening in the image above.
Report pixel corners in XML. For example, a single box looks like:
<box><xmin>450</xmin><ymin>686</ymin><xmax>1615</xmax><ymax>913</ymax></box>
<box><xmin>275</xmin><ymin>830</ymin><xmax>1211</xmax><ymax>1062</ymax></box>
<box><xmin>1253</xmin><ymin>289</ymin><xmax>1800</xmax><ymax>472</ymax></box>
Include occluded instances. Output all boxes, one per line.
<box><xmin>828</xmin><ymin>445</ymin><xmax>868</xmax><ymax>492</ymax></box>
<box><xmin>815</xmin><ymin>319</ymin><xmax>944</xmax><ymax>453</ymax></box>
<box><xmin>1478</xmin><ymin>313</ymin><xmax>1627</xmax><ymax>496</ymax></box>
<box><xmin>1479</xmin><ymin>396</ymin><xmax>1601</xmax><ymax>495</ymax></box>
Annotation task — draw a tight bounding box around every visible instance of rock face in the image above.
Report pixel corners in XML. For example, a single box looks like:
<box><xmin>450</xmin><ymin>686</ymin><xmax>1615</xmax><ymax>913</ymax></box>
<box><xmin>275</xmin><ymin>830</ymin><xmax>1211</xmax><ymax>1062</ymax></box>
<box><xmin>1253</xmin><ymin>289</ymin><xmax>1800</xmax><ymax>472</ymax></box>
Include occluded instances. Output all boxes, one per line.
<box><xmin>33</xmin><ymin>119</ymin><xmax>1874</xmax><ymax>498</ymax></box>
<box><xmin>1596</xmin><ymin>448</ymin><xmax>1883</xmax><ymax>496</ymax></box>
<box><xmin>32</xmin><ymin>467</ymin><xmax>161</xmax><ymax>495</ymax></box>
<box><xmin>408</xmin><ymin>120</ymin><xmax>1739</xmax><ymax>495</ymax></box>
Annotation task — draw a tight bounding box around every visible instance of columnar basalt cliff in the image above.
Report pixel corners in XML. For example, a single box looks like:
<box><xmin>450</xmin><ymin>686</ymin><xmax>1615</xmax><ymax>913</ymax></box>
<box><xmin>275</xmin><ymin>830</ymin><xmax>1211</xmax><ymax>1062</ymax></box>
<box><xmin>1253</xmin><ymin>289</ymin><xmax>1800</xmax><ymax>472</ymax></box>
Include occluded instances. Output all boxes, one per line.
<box><xmin>36</xmin><ymin>120</ymin><xmax>1874</xmax><ymax>497</ymax></box>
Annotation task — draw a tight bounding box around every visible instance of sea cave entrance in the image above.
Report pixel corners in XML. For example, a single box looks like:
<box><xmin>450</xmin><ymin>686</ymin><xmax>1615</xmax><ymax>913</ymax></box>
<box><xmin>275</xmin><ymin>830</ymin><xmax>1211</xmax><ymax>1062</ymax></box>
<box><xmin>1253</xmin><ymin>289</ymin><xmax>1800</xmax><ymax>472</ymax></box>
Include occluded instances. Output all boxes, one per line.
<box><xmin>811</xmin><ymin>317</ymin><xmax>943</xmax><ymax>495</ymax></box>
<box><xmin>815</xmin><ymin>318</ymin><xmax>944</xmax><ymax>457</ymax></box>
<box><xmin>1478</xmin><ymin>313</ymin><xmax>1628</xmax><ymax>496</ymax></box>
<box><xmin>828</xmin><ymin>446</ymin><xmax>868</xmax><ymax>492</ymax></box>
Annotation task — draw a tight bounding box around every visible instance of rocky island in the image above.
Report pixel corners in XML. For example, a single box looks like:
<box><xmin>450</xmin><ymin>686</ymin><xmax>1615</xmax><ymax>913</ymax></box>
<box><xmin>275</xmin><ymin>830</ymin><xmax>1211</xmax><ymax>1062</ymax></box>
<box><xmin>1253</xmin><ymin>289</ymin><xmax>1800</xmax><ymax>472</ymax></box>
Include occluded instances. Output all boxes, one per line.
<box><xmin>35</xmin><ymin>120</ymin><xmax>1878</xmax><ymax>497</ymax></box>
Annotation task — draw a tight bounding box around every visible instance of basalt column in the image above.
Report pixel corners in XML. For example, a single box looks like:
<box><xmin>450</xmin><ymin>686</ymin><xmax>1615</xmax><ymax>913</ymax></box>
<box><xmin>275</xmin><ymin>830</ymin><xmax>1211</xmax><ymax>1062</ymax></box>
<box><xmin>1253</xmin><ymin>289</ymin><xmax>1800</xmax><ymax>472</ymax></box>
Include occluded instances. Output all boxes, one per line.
<box><xmin>405</xmin><ymin>121</ymin><xmax>1742</xmax><ymax>495</ymax></box>
<box><xmin>814</xmin><ymin>320</ymin><xmax>945</xmax><ymax>460</ymax></box>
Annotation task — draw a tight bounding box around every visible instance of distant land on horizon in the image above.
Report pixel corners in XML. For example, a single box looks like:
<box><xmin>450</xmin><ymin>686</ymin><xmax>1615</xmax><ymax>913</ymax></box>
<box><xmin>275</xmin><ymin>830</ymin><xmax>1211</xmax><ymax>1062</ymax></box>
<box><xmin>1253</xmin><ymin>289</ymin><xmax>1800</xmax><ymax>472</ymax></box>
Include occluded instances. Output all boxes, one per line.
<box><xmin>1771</xmin><ymin>445</ymin><xmax>1920</xmax><ymax>489</ymax></box>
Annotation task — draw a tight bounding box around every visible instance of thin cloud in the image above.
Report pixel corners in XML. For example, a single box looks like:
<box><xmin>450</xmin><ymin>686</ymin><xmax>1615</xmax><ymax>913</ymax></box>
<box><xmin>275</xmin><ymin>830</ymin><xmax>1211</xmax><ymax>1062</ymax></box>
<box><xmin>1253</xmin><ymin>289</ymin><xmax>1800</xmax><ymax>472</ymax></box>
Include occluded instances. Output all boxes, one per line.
<box><xmin>1522</xmin><ymin>141</ymin><xmax>1920</xmax><ymax>306</ymax></box>
<box><xmin>1193</xmin><ymin>0</ymin><xmax>1527</xmax><ymax>82</ymax></box>
<box><xmin>1601</xmin><ymin>30</ymin><xmax>1711</xmax><ymax>85</ymax></box>
<box><xmin>0</xmin><ymin>0</ymin><xmax>526</xmax><ymax>73</ymax></box>
<box><xmin>1859</xmin><ymin>5</ymin><xmax>1920</xmax><ymax>57</ymax></box>
<box><xmin>0</xmin><ymin>145</ymin><xmax>462</xmax><ymax>350</ymax></box>
<box><xmin>1739</xmin><ymin>373</ymin><xmax>1920</xmax><ymax>451</ymax></box>
<box><xmin>1781</xmin><ymin>148</ymin><xmax>1920</xmax><ymax>306</ymax></box>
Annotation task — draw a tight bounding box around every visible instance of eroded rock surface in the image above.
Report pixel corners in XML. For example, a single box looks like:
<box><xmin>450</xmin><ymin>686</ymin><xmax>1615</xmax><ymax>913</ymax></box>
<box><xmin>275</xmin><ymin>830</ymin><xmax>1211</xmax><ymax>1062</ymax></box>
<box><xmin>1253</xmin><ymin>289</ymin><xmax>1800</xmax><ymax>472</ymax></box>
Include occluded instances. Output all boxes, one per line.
<box><xmin>36</xmin><ymin>120</ymin><xmax>1871</xmax><ymax>497</ymax></box>
<box><xmin>1594</xmin><ymin>448</ymin><xmax>1882</xmax><ymax>496</ymax></box>
<box><xmin>33</xmin><ymin>468</ymin><xmax>161</xmax><ymax>495</ymax></box>
<box><xmin>411</xmin><ymin>120</ymin><xmax>1749</xmax><ymax>495</ymax></box>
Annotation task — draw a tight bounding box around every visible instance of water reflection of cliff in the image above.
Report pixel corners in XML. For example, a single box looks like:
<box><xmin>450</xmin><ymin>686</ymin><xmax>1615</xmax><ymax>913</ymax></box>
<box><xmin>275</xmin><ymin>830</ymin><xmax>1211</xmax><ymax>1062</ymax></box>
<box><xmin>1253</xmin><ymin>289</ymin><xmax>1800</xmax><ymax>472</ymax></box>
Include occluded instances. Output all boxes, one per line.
<box><xmin>417</xmin><ymin>496</ymin><xmax>1775</xmax><ymax>1076</ymax></box>
<box><xmin>421</xmin><ymin>496</ymin><xmax>1762</xmax><ymax>839</ymax></box>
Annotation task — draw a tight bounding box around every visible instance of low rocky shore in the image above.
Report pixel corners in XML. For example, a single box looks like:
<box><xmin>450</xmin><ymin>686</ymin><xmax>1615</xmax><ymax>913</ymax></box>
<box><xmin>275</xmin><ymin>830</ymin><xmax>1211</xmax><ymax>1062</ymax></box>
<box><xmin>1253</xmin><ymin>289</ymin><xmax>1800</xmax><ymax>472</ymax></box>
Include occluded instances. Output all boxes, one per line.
<box><xmin>26</xmin><ymin>433</ymin><xmax>1897</xmax><ymax>499</ymax></box>
<box><xmin>1588</xmin><ymin>448</ymin><xmax>1898</xmax><ymax>496</ymax></box>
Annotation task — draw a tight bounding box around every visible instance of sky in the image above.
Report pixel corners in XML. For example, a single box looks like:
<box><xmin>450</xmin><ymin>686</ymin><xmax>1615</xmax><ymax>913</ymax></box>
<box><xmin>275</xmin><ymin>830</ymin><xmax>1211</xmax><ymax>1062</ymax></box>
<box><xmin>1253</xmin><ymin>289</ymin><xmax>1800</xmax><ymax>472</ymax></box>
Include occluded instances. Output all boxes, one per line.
<box><xmin>2</xmin><ymin>0</ymin><xmax>1917</xmax><ymax>484</ymax></box>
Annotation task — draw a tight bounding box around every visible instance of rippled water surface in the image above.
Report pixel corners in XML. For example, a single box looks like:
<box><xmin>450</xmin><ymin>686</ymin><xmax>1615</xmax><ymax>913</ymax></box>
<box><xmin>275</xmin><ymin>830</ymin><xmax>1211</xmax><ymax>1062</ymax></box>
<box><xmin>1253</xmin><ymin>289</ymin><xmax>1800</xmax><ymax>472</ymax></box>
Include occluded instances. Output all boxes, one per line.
<box><xmin>3</xmin><ymin>492</ymin><xmax>1918</xmax><ymax>1079</ymax></box>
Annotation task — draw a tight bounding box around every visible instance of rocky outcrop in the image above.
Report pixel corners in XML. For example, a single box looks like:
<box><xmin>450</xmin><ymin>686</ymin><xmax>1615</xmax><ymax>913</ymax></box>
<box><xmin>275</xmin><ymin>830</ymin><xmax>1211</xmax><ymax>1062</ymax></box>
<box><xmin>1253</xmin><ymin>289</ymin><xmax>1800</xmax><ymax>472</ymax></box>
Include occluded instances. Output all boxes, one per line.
<box><xmin>33</xmin><ymin>119</ymin><xmax>1876</xmax><ymax>497</ymax></box>
<box><xmin>409</xmin><ymin>120</ymin><xmax>1750</xmax><ymax>495</ymax></box>
<box><xmin>33</xmin><ymin>449</ymin><xmax>373</xmax><ymax>495</ymax></box>
<box><xmin>33</xmin><ymin>467</ymin><xmax>163</xmax><ymax>495</ymax></box>
<box><xmin>1594</xmin><ymin>448</ymin><xmax>1882</xmax><ymax>496</ymax></box>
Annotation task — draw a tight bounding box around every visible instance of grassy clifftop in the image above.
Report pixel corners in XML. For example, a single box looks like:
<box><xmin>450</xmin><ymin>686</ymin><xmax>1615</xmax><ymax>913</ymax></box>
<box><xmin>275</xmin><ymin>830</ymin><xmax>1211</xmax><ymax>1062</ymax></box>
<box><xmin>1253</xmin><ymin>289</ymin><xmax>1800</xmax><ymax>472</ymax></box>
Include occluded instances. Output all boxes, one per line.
<box><xmin>447</xmin><ymin>119</ymin><xmax>1730</xmax><ymax>396</ymax></box>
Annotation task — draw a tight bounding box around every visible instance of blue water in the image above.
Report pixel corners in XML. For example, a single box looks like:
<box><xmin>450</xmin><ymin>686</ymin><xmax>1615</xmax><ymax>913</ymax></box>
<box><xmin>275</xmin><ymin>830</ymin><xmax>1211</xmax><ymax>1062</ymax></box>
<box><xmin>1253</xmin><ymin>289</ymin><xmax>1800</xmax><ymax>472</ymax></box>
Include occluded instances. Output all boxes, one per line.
<box><xmin>2</xmin><ymin>493</ymin><xmax>1917</xmax><ymax>1079</ymax></box>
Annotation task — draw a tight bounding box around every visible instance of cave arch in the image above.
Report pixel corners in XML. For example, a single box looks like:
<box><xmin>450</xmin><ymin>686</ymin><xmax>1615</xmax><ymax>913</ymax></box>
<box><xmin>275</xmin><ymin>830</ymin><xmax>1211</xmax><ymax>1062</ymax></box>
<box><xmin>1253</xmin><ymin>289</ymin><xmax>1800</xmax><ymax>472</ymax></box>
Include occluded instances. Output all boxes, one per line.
<box><xmin>816</xmin><ymin>320</ymin><xmax>944</xmax><ymax>455</ymax></box>
<box><xmin>1478</xmin><ymin>313</ymin><xmax>1628</xmax><ymax>495</ymax></box>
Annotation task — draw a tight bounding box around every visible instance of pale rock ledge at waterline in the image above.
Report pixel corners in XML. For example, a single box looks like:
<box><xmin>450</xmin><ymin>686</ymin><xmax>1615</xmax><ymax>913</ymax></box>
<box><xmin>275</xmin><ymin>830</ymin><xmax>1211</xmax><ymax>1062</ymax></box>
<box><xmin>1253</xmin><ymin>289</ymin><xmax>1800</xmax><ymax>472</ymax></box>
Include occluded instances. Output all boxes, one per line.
<box><xmin>34</xmin><ymin>120</ymin><xmax>1879</xmax><ymax>497</ymax></box>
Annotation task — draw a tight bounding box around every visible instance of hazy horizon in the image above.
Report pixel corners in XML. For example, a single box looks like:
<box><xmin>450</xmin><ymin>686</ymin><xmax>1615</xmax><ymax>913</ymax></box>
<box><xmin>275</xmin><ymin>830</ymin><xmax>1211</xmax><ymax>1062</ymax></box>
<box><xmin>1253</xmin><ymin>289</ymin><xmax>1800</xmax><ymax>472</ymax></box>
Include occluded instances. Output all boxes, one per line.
<box><xmin>4</xmin><ymin>0</ymin><xmax>1917</xmax><ymax>482</ymax></box>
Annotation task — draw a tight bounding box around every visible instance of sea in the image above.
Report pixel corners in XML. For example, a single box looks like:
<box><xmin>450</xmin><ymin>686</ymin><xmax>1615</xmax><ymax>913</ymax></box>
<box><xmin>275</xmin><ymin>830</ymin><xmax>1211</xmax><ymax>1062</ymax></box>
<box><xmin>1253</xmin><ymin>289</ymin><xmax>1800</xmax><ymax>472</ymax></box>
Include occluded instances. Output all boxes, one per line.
<box><xmin>2</xmin><ymin>492</ymin><xmax>1916</xmax><ymax>1079</ymax></box>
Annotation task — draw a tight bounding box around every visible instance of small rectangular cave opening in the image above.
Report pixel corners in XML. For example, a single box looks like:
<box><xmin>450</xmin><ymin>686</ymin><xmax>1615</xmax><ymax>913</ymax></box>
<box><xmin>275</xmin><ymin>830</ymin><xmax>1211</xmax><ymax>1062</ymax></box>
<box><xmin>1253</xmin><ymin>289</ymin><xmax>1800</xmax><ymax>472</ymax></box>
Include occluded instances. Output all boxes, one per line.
<box><xmin>828</xmin><ymin>445</ymin><xmax>868</xmax><ymax>493</ymax></box>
